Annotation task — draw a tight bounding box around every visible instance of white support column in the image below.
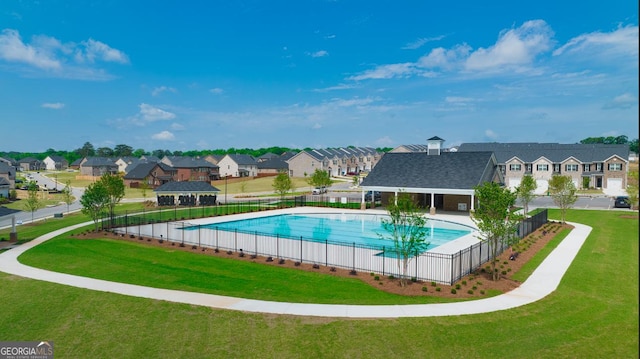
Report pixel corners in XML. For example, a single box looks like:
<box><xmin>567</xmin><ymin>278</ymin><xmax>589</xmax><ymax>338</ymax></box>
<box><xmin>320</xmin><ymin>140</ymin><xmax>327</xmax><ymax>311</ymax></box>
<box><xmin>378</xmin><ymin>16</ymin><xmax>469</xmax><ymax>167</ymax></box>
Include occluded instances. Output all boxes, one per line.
<box><xmin>470</xmin><ymin>194</ymin><xmax>475</xmax><ymax>211</ymax></box>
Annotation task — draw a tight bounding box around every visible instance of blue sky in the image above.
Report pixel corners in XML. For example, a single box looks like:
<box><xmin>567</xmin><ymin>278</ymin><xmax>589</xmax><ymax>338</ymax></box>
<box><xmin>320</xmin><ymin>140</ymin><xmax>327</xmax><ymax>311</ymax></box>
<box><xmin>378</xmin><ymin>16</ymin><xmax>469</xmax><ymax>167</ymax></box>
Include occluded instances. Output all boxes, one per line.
<box><xmin>1</xmin><ymin>1</ymin><xmax>638</xmax><ymax>152</ymax></box>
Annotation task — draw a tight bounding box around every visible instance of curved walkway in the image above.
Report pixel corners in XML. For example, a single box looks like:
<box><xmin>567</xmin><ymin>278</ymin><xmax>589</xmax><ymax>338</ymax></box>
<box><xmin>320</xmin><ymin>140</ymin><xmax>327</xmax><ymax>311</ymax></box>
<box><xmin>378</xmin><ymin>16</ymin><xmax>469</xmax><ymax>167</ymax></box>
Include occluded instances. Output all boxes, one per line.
<box><xmin>0</xmin><ymin>220</ymin><xmax>591</xmax><ymax>318</ymax></box>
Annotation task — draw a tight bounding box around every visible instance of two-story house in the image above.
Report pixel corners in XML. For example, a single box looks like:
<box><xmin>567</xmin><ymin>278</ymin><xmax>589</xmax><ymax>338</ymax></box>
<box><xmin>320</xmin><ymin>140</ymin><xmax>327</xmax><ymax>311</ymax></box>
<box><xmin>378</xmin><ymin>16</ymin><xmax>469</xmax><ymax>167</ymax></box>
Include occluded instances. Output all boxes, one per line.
<box><xmin>217</xmin><ymin>154</ymin><xmax>258</xmax><ymax>178</ymax></box>
<box><xmin>162</xmin><ymin>156</ymin><xmax>220</xmax><ymax>181</ymax></box>
<box><xmin>457</xmin><ymin>143</ymin><xmax>629</xmax><ymax>194</ymax></box>
<box><xmin>79</xmin><ymin>157</ymin><xmax>119</xmax><ymax>176</ymax></box>
<box><xmin>43</xmin><ymin>155</ymin><xmax>69</xmax><ymax>171</ymax></box>
<box><xmin>286</xmin><ymin>147</ymin><xmax>382</xmax><ymax>178</ymax></box>
<box><xmin>123</xmin><ymin>162</ymin><xmax>177</xmax><ymax>188</ymax></box>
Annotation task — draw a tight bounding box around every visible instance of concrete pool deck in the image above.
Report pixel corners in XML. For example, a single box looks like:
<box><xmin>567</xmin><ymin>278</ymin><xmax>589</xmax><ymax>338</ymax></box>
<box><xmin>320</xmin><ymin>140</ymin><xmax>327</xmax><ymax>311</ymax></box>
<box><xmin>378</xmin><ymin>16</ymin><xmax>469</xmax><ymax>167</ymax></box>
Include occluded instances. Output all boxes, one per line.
<box><xmin>0</xmin><ymin>210</ymin><xmax>592</xmax><ymax>318</ymax></box>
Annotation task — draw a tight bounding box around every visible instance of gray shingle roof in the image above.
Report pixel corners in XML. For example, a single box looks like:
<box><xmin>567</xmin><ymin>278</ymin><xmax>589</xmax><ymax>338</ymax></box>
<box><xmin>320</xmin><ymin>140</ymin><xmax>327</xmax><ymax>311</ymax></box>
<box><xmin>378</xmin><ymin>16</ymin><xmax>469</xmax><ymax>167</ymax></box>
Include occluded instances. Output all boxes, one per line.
<box><xmin>171</xmin><ymin>157</ymin><xmax>219</xmax><ymax>169</ymax></box>
<box><xmin>257</xmin><ymin>158</ymin><xmax>289</xmax><ymax>170</ymax></box>
<box><xmin>123</xmin><ymin>162</ymin><xmax>158</xmax><ymax>180</ymax></box>
<box><xmin>227</xmin><ymin>154</ymin><xmax>257</xmax><ymax>165</ymax></box>
<box><xmin>457</xmin><ymin>143</ymin><xmax>629</xmax><ymax>163</ymax></box>
<box><xmin>154</xmin><ymin>181</ymin><xmax>220</xmax><ymax>193</ymax></box>
<box><xmin>360</xmin><ymin>152</ymin><xmax>496</xmax><ymax>190</ymax></box>
<box><xmin>82</xmin><ymin>157</ymin><xmax>117</xmax><ymax>167</ymax></box>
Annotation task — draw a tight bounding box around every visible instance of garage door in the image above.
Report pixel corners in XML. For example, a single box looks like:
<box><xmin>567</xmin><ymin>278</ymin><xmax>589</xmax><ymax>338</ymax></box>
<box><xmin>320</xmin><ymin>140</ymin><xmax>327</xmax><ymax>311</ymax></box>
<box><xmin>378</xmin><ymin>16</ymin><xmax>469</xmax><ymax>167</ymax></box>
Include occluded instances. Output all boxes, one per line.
<box><xmin>508</xmin><ymin>178</ymin><xmax>521</xmax><ymax>190</ymax></box>
<box><xmin>607</xmin><ymin>178</ymin><xmax>623</xmax><ymax>191</ymax></box>
<box><xmin>535</xmin><ymin>180</ymin><xmax>548</xmax><ymax>195</ymax></box>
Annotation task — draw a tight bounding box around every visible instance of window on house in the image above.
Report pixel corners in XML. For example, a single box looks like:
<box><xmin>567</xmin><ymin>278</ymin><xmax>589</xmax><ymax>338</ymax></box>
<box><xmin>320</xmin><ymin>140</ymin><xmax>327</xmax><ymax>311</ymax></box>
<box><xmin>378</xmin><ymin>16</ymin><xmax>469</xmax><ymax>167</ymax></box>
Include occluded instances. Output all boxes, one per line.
<box><xmin>509</xmin><ymin>164</ymin><xmax>522</xmax><ymax>171</ymax></box>
<box><xmin>608</xmin><ymin>163</ymin><xmax>622</xmax><ymax>171</ymax></box>
<box><xmin>333</xmin><ymin>160</ymin><xmax>338</xmax><ymax>165</ymax></box>
<box><xmin>596</xmin><ymin>163</ymin><xmax>602</xmax><ymax>171</ymax></box>
<box><xmin>565</xmin><ymin>164</ymin><xmax>578</xmax><ymax>172</ymax></box>
<box><xmin>536</xmin><ymin>164</ymin><xmax>549</xmax><ymax>171</ymax></box>
<box><xmin>583</xmin><ymin>164</ymin><xmax>590</xmax><ymax>172</ymax></box>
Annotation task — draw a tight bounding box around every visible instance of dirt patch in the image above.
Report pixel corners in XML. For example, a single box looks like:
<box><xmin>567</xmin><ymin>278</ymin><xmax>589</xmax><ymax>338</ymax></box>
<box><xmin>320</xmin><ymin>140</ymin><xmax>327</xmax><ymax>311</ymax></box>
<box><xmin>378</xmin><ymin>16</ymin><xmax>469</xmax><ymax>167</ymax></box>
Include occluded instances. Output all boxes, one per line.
<box><xmin>74</xmin><ymin>221</ymin><xmax>573</xmax><ymax>299</ymax></box>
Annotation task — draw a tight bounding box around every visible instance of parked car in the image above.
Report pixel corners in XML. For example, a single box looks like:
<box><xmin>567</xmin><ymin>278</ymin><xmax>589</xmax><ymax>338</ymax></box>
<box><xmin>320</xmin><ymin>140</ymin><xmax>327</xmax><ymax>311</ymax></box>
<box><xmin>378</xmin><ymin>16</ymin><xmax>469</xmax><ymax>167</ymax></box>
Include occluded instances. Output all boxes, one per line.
<box><xmin>614</xmin><ymin>196</ymin><xmax>631</xmax><ymax>208</ymax></box>
<box><xmin>312</xmin><ymin>186</ymin><xmax>327</xmax><ymax>195</ymax></box>
<box><xmin>364</xmin><ymin>191</ymin><xmax>381</xmax><ymax>201</ymax></box>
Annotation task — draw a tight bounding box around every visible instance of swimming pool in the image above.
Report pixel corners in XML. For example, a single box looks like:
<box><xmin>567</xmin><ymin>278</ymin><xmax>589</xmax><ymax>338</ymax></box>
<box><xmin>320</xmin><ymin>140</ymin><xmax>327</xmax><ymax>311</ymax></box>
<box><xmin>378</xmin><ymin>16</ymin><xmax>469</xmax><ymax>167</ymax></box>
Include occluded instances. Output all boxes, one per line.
<box><xmin>185</xmin><ymin>213</ymin><xmax>473</xmax><ymax>252</ymax></box>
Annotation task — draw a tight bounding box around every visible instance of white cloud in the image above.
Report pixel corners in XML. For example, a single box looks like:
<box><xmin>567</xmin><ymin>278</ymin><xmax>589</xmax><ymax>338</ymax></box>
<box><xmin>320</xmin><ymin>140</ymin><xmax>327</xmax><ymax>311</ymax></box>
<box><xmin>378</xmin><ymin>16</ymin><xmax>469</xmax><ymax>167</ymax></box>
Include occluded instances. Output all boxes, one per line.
<box><xmin>0</xmin><ymin>28</ymin><xmax>129</xmax><ymax>78</ymax></box>
<box><xmin>41</xmin><ymin>102</ymin><xmax>65</xmax><ymax>109</ymax></box>
<box><xmin>209</xmin><ymin>88</ymin><xmax>224</xmax><ymax>94</ymax></box>
<box><xmin>402</xmin><ymin>35</ymin><xmax>445</xmax><ymax>50</ymax></box>
<box><xmin>465</xmin><ymin>20</ymin><xmax>554</xmax><ymax>71</ymax></box>
<box><xmin>349</xmin><ymin>63</ymin><xmax>416</xmax><ymax>81</ymax></box>
<box><xmin>312</xmin><ymin>83</ymin><xmax>358</xmax><ymax>92</ymax></box>
<box><xmin>417</xmin><ymin>44</ymin><xmax>471</xmax><ymax>70</ymax></box>
<box><xmin>139</xmin><ymin>103</ymin><xmax>176</xmax><ymax>122</ymax></box>
<box><xmin>0</xmin><ymin>29</ymin><xmax>61</xmax><ymax>69</ymax></box>
<box><xmin>312</xmin><ymin>123</ymin><xmax>322</xmax><ymax>129</ymax></box>
<box><xmin>170</xmin><ymin>123</ymin><xmax>185</xmax><ymax>130</ymax></box>
<box><xmin>151</xmin><ymin>131</ymin><xmax>175</xmax><ymax>140</ymax></box>
<box><xmin>76</xmin><ymin>39</ymin><xmax>129</xmax><ymax>64</ymax></box>
<box><xmin>309</xmin><ymin>50</ymin><xmax>329</xmax><ymax>58</ymax></box>
<box><xmin>152</xmin><ymin>86</ymin><xmax>177</xmax><ymax>96</ymax></box>
<box><xmin>603</xmin><ymin>93</ymin><xmax>638</xmax><ymax>109</ymax></box>
<box><xmin>484</xmin><ymin>129</ymin><xmax>499</xmax><ymax>140</ymax></box>
<box><xmin>553</xmin><ymin>24</ymin><xmax>638</xmax><ymax>58</ymax></box>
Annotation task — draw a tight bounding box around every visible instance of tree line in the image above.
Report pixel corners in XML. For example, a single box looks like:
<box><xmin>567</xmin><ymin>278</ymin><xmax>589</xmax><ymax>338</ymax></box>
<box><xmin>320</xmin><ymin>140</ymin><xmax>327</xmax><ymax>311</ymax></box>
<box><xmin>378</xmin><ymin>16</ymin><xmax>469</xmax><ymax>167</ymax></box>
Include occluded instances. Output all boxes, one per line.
<box><xmin>1</xmin><ymin>136</ymin><xmax>636</xmax><ymax>165</ymax></box>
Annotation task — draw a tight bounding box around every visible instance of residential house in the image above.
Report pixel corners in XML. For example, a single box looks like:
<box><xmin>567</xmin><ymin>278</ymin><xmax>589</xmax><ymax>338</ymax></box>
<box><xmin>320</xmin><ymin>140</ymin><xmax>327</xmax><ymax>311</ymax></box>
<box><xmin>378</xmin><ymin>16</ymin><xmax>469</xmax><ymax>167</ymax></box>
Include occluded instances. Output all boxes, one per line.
<box><xmin>390</xmin><ymin>137</ymin><xmax>459</xmax><ymax>153</ymax></box>
<box><xmin>123</xmin><ymin>162</ymin><xmax>177</xmax><ymax>188</ymax></box>
<box><xmin>18</xmin><ymin>157</ymin><xmax>44</xmax><ymax>171</ymax></box>
<box><xmin>0</xmin><ymin>162</ymin><xmax>16</xmax><ymax>189</ymax></box>
<box><xmin>203</xmin><ymin>154</ymin><xmax>223</xmax><ymax>166</ymax></box>
<box><xmin>0</xmin><ymin>156</ymin><xmax>17</xmax><ymax>168</ymax></box>
<box><xmin>43</xmin><ymin>155</ymin><xmax>69</xmax><ymax>171</ymax></box>
<box><xmin>116</xmin><ymin>157</ymin><xmax>143</xmax><ymax>173</ymax></box>
<box><xmin>457</xmin><ymin>142</ymin><xmax>629</xmax><ymax>194</ymax></box>
<box><xmin>360</xmin><ymin>138</ymin><xmax>500</xmax><ymax>212</ymax></box>
<box><xmin>217</xmin><ymin>154</ymin><xmax>258</xmax><ymax>178</ymax></box>
<box><xmin>69</xmin><ymin>158</ymin><xmax>84</xmax><ymax>170</ymax></box>
<box><xmin>162</xmin><ymin>156</ymin><xmax>220</xmax><ymax>181</ymax></box>
<box><xmin>0</xmin><ymin>177</ymin><xmax>9</xmax><ymax>198</ymax></box>
<box><xmin>257</xmin><ymin>157</ymin><xmax>289</xmax><ymax>177</ymax></box>
<box><xmin>79</xmin><ymin>157</ymin><xmax>119</xmax><ymax>176</ymax></box>
<box><xmin>286</xmin><ymin>147</ymin><xmax>382</xmax><ymax>178</ymax></box>
<box><xmin>256</xmin><ymin>152</ymin><xmax>279</xmax><ymax>162</ymax></box>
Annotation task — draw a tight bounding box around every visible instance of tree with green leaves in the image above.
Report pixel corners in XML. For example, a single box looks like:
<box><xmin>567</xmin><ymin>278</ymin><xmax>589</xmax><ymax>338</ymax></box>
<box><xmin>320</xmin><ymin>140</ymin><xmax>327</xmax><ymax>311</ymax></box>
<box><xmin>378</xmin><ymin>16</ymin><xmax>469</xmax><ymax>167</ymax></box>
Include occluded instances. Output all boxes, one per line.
<box><xmin>516</xmin><ymin>175</ymin><xmax>537</xmax><ymax>217</ymax></box>
<box><xmin>80</xmin><ymin>181</ymin><xmax>110</xmax><ymax>231</ymax></box>
<box><xmin>625</xmin><ymin>168</ymin><xmax>638</xmax><ymax>210</ymax></box>
<box><xmin>23</xmin><ymin>182</ymin><xmax>43</xmax><ymax>223</ymax></box>
<box><xmin>272</xmin><ymin>171</ymin><xmax>294</xmax><ymax>202</ymax></box>
<box><xmin>548</xmin><ymin>175</ymin><xmax>578</xmax><ymax>224</ymax></box>
<box><xmin>97</xmin><ymin>173</ymin><xmax>125</xmax><ymax>222</ymax></box>
<box><xmin>307</xmin><ymin>169</ymin><xmax>331</xmax><ymax>192</ymax></box>
<box><xmin>61</xmin><ymin>180</ymin><xmax>74</xmax><ymax>214</ymax></box>
<box><xmin>471</xmin><ymin>182</ymin><xmax>522</xmax><ymax>281</ymax></box>
<box><xmin>379</xmin><ymin>193</ymin><xmax>429</xmax><ymax>287</ymax></box>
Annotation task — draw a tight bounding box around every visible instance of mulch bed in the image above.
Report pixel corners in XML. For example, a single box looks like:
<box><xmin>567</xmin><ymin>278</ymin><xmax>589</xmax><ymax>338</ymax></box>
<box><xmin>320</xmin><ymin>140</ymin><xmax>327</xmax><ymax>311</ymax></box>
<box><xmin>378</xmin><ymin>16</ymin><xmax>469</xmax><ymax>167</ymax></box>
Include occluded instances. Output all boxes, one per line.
<box><xmin>74</xmin><ymin>221</ymin><xmax>573</xmax><ymax>299</ymax></box>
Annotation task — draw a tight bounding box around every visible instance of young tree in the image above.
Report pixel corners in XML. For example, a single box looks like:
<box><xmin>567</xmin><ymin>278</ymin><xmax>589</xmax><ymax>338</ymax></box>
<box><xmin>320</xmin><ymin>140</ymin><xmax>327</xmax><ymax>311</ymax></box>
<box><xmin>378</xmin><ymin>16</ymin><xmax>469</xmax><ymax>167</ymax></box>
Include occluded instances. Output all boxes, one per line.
<box><xmin>61</xmin><ymin>180</ymin><xmax>74</xmax><ymax>214</ymax></box>
<box><xmin>272</xmin><ymin>171</ymin><xmax>294</xmax><ymax>201</ymax></box>
<box><xmin>548</xmin><ymin>175</ymin><xmax>578</xmax><ymax>224</ymax></box>
<box><xmin>626</xmin><ymin>168</ymin><xmax>639</xmax><ymax>209</ymax></box>
<box><xmin>307</xmin><ymin>169</ymin><xmax>331</xmax><ymax>191</ymax></box>
<box><xmin>139</xmin><ymin>181</ymin><xmax>151</xmax><ymax>201</ymax></box>
<box><xmin>516</xmin><ymin>175</ymin><xmax>537</xmax><ymax>217</ymax></box>
<box><xmin>80</xmin><ymin>181</ymin><xmax>110</xmax><ymax>231</ymax></box>
<box><xmin>379</xmin><ymin>193</ymin><xmax>429</xmax><ymax>287</ymax></box>
<box><xmin>471</xmin><ymin>182</ymin><xmax>522</xmax><ymax>281</ymax></box>
<box><xmin>23</xmin><ymin>182</ymin><xmax>43</xmax><ymax>223</ymax></box>
<box><xmin>98</xmin><ymin>173</ymin><xmax>125</xmax><ymax>222</ymax></box>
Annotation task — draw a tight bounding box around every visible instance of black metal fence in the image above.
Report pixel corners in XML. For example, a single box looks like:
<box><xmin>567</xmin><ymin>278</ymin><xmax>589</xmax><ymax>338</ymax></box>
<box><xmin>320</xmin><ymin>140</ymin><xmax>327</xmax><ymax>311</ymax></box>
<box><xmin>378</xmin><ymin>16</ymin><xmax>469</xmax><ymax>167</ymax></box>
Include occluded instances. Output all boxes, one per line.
<box><xmin>107</xmin><ymin>197</ymin><xmax>549</xmax><ymax>285</ymax></box>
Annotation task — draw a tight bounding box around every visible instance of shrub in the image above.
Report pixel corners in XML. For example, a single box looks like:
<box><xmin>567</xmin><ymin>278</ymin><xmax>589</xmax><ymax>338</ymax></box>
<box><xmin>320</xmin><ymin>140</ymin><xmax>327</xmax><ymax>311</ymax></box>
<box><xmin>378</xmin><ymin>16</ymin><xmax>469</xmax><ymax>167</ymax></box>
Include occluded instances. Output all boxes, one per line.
<box><xmin>388</xmin><ymin>275</ymin><xmax>395</xmax><ymax>280</ymax></box>
<box><xmin>435</xmin><ymin>287</ymin><xmax>441</xmax><ymax>292</ymax></box>
<box><xmin>294</xmin><ymin>261</ymin><xmax>301</xmax><ymax>266</ymax></box>
<box><xmin>266</xmin><ymin>256</ymin><xmax>274</xmax><ymax>262</ymax></box>
<box><xmin>226</xmin><ymin>250</ymin><xmax>232</xmax><ymax>255</ymax></box>
<box><xmin>461</xmin><ymin>280</ymin><xmax>467</xmax><ymax>286</ymax></box>
<box><xmin>472</xmin><ymin>286</ymin><xmax>478</xmax><ymax>290</ymax></box>
<box><xmin>312</xmin><ymin>264</ymin><xmax>320</xmax><ymax>269</ymax></box>
<box><xmin>370</xmin><ymin>272</ymin><xmax>375</xmax><ymax>276</ymax></box>
<box><xmin>467</xmin><ymin>289</ymin><xmax>474</xmax><ymax>295</ymax></box>
<box><xmin>501</xmin><ymin>270</ymin><xmax>507</xmax><ymax>275</ymax></box>
<box><xmin>431</xmin><ymin>281</ymin><xmax>436</xmax><ymax>287</ymax></box>
<box><xmin>422</xmin><ymin>286</ymin><xmax>428</xmax><ymax>292</ymax></box>
<box><xmin>192</xmin><ymin>245</ymin><xmax>197</xmax><ymax>250</ymax></box>
<box><xmin>455</xmin><ymin>284</ymin><xmax>461</xmax><ymax>290</ymax></box>
<box><xmin>278</xmin><ymin>258</ymin><xmax>285</xmax><ymax>264</ymax></box>
<box><xmin>374</xmin><ymin>275</ymin><xmax>380</xmax><ymax>281</ymax></box>
<box><xmin>330</xmin><ymin>267</ymin><xmax>336</xmax><ymax>272</ymax></box>
<box><xmin>480</xmin><ymin>290</ymin><xmax>485</xmax><ymax>295</ymax></box>
<box><xmin>451</xmin><ymin>288</ymin><xmax>457</xmax><ymax>294</ymax></box>
<box><xmin>411</xmin><ymin>277</ymin><xmax>417</xmax><ymax>282</ymax></box>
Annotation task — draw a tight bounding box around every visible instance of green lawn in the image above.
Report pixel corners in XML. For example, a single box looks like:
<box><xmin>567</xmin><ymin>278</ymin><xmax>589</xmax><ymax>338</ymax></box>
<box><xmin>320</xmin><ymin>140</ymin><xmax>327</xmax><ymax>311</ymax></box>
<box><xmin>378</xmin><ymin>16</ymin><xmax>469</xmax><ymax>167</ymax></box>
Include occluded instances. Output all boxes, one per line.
<box><xmin>0</xmin><ymin>209</ymin><xmax>637</xmax><ymax>358</ymax></box>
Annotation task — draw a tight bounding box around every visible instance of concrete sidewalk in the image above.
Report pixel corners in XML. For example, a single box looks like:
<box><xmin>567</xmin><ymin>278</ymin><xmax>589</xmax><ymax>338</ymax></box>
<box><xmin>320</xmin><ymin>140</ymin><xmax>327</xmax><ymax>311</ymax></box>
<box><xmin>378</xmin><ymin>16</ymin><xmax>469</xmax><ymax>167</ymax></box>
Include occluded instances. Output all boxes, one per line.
<box><xmin>0</xmin><ymin>220</ymin><xmax>591</xmax><ymax>318</ymax></box>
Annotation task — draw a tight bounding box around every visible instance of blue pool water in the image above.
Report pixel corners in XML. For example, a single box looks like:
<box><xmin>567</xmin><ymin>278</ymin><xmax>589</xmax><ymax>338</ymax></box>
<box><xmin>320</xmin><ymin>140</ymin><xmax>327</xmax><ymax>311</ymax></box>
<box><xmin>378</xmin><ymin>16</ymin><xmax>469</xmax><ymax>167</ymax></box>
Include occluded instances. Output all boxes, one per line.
<box><xmin>188</xmin><ymin>213</ymin><xmax>473</xmax><ymax>252</ymax></box>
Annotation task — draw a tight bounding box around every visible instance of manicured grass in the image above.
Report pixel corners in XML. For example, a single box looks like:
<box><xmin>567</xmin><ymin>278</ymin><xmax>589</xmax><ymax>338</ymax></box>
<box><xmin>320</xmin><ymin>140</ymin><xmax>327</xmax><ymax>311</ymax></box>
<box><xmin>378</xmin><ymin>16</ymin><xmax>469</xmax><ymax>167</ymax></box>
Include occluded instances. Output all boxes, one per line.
<box><xmin>0</xmin><ymin>209</ymin><xmax>637</xmax><ymax>358</ymax></box>
<box><xmin>20</xmin><ymin>237</ymin><xmax>452</xmax><ymax>305</ymax></box>
<box><xmin>510</xmin><ymin>227</ymin><xmax>570</xmax><ymax>282</ymax></box>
